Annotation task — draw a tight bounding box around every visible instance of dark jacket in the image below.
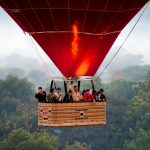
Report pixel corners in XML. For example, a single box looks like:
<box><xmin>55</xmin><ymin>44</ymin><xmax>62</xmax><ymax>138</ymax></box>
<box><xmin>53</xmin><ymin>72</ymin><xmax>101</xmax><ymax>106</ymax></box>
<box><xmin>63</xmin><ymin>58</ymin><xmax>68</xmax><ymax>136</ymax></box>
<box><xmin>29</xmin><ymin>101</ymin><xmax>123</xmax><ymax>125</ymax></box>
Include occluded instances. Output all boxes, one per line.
<box><xmin>35</xmin><ymin>91</ymin><xmax>47</xmax><ymax>102</ymax></box>
<box><xmin>63</xmin><ymin>94</ymin><xmax>73</xmax><ymax>103</ymax></box>
<box><xmin>100</xmin><ymin>93</ymin><xmax>106</xmax><ymax>101</ymax></box>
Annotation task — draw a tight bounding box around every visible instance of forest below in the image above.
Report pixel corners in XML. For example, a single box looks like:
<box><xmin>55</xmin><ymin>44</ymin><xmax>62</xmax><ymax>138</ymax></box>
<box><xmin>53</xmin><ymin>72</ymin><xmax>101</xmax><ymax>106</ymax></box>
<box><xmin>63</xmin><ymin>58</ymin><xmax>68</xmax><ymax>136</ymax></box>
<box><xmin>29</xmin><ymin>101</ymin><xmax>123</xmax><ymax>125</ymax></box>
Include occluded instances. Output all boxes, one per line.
<box><xmin>0</xmin><ymin>67</ymin><xmax>150</xmax><ymax>150</ymax></box>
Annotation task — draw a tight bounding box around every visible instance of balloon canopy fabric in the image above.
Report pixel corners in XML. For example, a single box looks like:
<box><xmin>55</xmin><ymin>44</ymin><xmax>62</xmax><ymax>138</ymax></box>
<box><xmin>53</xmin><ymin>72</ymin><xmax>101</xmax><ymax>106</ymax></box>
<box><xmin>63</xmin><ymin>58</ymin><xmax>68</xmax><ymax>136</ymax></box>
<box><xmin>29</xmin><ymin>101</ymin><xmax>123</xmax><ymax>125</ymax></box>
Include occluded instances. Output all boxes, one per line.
<box><xmin>0</xmin><ymin>0</ymin><xmax>148</xmax><ymax>77</ymax></box>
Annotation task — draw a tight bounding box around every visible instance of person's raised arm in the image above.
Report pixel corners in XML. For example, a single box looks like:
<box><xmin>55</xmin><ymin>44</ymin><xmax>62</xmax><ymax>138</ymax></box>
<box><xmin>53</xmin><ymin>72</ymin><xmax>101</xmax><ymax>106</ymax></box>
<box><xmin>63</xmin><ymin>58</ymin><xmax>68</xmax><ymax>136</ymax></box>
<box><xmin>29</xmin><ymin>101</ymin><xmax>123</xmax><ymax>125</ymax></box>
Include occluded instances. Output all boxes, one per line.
<box><xmin>68</xmin><ymin>80</ymin><xmax>74</xmax><ymax>91</ymax></box>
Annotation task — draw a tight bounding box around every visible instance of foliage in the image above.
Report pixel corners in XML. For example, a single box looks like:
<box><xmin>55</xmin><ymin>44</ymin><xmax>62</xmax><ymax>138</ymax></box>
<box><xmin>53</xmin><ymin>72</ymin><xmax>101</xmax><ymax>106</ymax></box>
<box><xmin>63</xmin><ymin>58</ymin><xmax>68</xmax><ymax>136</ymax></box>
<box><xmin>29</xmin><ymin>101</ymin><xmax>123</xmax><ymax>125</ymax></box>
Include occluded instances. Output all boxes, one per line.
<box><xmin>64</xmin><ymin>141</ymin><xmax>91</xmax><ymax>150</ymax></box>
<box><xmin>111</xmin><ymin>96</ymin><xmax>150</xmax><ymax>150</ymax></box>
<box><xmin>0</xmin><ymin>75</ymin><xmax>34</xmax><ymax>104</ymax></box>
<box><xmin>105</xmin><ymin>80</ymin><xmax>135</xmax><ymax>100</ymax></box>
<box><xmin>0</xmin><ymin>75</ymin><xmax>37</xmax><ymax>139</ymax></box>
<box><xmin>121</xmin><ymin>65</ymin><xmax>150</xmax><ymax>81</ymax></box>
<box><xmin>0</xmin><ymin>129</ymin><xmax>58</xmax><ymax>150</ymax></box>
<box><xmin>122</xmin><ymin>98</ymin><xmax>150</xmax><ymax>150</ymax></box>
<box><xmin>0</xmin><ymin>70</ymin><xmax>150</xmax><ymax>150</ymax></box>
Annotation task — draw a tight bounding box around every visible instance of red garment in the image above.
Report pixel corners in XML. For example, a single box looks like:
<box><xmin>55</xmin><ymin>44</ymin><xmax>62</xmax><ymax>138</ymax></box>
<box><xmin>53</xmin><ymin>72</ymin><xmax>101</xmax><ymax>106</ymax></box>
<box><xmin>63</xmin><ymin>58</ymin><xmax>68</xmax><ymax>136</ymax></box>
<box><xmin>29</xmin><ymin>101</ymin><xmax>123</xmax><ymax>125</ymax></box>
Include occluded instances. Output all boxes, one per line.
<box><xmin>82</xmin><ymin>93</ymin><xmax>94</xmax><ymax>101</ymax></box>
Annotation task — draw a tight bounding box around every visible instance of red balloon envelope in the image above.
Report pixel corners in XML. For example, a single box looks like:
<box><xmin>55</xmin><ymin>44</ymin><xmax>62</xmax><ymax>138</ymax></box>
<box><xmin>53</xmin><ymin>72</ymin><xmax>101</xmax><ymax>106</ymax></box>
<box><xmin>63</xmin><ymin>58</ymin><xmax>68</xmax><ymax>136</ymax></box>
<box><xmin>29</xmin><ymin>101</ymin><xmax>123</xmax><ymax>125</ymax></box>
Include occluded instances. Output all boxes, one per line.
<box><xmin>0</xmin><ymin>0</ymin><xmax>148</xmax><ymax>77</ymax></box>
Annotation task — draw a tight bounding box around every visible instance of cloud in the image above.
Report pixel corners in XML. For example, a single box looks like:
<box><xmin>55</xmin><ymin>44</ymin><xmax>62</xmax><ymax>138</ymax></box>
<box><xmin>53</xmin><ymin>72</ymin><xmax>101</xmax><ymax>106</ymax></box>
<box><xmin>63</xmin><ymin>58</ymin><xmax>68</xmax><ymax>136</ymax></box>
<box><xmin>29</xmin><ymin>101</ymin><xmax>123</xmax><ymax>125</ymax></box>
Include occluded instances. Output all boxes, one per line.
<box><xmin>3</xmin><ymin>53</ymin><xmax>41</xmax><ymax>70</ymax></box>
<box><xmin>95</xmin><ymin>47</ymin><xmax>147</xmax><ymax>83</ymax></box>
<box><xmin>108</xmin><ymin>53</ymin><xmax>144</xmax><ymax>71</ymax></box>
<box><xmin>96</xmin><ymin>47</ymin><xmax>145</xmax><ymax>76</ymax></box>
<box><xmin>1</xmin><ymin>53</ymin><xmax>62</xmax><ymax>77</ymax></box>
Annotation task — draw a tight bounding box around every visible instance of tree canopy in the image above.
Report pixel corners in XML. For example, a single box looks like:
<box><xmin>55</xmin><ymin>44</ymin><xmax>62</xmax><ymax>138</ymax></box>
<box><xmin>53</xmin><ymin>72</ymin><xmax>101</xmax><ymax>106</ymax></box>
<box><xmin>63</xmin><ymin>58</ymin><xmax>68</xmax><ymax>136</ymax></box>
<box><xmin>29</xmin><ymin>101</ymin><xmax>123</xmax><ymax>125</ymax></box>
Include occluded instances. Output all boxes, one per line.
<box><xmin>0</xmin><ymin>70</ymin><xmax>150</xmax><ymax>150</ymax></box>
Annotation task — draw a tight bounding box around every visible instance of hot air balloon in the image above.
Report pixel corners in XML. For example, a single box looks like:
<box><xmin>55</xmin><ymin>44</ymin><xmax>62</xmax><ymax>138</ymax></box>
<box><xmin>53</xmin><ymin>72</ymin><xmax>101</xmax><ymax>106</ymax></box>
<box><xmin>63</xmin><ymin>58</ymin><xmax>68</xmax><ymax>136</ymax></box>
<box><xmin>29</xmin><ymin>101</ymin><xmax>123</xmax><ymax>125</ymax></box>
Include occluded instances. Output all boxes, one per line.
<box><xmin>0</xmin><ymin>0</ymin><xmax>149</xmax><ymax>126</ymax></box>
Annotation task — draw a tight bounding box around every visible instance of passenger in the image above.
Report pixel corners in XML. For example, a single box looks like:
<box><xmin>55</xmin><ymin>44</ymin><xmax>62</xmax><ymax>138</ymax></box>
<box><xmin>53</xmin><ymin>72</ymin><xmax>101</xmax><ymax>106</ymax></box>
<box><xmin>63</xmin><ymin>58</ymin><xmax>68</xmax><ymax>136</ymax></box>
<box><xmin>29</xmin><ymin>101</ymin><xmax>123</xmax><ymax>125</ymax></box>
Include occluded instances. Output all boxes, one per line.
<box><xmin>96</xmin><ymin>91</ymin><xmax>101</xmax><ymax>101</ymax></box>
<box><xmin>99</xmin><ymin>89</ymin><xmax>107</xmax><ymax>102</ymax></box>
<box><xmin>63</xmin><ymin>90</ymin><xmax>73</xmax><ymax>103</ymax></box>
<box><xmin>54</xmin><ymin>88</ymin><xmax>62</xmax><ymax>102</ymax></box>
<box><xmin>82</xmin><ymin>90</ymin><xmax>87</xmax><ymax>100</ymax></box>
<box><xmin>35</xmin><ymin>87</ymin><xmax>47</xmax><ymax>103</ymax></box>
<box><xmin>69</xmin><ymin>82</ymin><xmax>82</xmax><ymax>102</ymax></box>
<box><xmin>92</xmin><ymin>90</ymin><xmax>97</xmax><ymax>100</ymax></box>
<box><xmin>47</xmin><ymin>88</ymin><xmax>57</xmax><ymax>103</ymax></box>
<box><xmin>82</xmin><ymin>90</ymin><xmax>87</xmax><ymax>96</ymax></box>
<box><xmin>82</xmin><ymin>89</ymin><xmax>94</xmax><ymax>102</ymax></box>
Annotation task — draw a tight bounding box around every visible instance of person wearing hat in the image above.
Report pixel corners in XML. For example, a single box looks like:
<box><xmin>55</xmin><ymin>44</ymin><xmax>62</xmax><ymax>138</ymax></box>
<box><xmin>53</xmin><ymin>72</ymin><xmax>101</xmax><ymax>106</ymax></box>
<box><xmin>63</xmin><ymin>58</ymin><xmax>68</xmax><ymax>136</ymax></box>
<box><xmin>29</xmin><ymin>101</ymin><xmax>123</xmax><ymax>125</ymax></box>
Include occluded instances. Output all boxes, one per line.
<box><xmin>47</xmin><ymin>88</ymin><xmax>57</xmax><ymax>103</ymax></box>
<box><xmin>63</xmin><ymin>90</ymin><xmax>73</xmax><ymax>103</ymax></box>
<box><xmin>54</xmin><ymin>87</ymin><xmax>62</xmax><ymax>102</ymax></box>
<box><xmin>99</xmin><ymin>89</ymin><xmax>106</xmax><ymax>102</ymax></box>
<box><xmin>35</xmin><ymin>87</ymin><xmax>47</xmax><ymax>103</ymax></box>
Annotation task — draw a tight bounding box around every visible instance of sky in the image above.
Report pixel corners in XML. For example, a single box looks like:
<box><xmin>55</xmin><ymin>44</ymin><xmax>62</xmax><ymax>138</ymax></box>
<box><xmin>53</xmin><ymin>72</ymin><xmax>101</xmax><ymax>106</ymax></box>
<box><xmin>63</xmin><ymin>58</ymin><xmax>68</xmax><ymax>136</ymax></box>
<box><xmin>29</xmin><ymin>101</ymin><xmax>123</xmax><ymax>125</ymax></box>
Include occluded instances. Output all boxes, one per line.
<box><xmin>102</xmin><ymin>3</ymin><xmax>150</xmax><ymax>64</ymax></box>
<box><xmin>0</xmin><ymin>3</ymin><xmax>150</xmax><ymax>77</ymax></box>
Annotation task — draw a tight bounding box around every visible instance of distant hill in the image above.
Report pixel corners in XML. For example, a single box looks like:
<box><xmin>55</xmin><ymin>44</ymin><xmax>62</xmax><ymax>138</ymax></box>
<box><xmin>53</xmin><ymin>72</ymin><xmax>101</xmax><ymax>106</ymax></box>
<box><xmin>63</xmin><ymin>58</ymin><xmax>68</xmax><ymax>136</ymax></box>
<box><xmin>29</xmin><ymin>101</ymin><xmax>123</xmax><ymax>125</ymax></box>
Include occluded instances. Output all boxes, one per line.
<box><xmin>0</xmin><ymin>67</ymin><xmax>49</xmax><ymax>87</ymax></box>
<box><xmin>0</xmin><ymin>65</ymin><xmax>150</xmax><ymax>86</ymax></box>
<box><xmin>120</xmin><ymin>65</ymin><xmax>150</xmax><ymax>81</ymax></box>
<box><xmin>101</xmin><ymin>65</ymin><xmax>150</xmax><ymax>83</ymax></box>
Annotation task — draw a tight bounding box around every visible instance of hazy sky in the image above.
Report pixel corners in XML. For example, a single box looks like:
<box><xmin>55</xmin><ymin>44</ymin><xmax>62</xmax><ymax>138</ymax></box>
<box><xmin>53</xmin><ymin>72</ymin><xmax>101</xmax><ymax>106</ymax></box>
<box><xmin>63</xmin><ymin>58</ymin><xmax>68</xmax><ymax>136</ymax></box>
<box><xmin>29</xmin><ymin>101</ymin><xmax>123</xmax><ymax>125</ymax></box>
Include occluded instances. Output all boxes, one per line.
<box><xmin>0</xmin><ymin>4</ymin><xmax>150</xmax><ymax>77</ymax></box>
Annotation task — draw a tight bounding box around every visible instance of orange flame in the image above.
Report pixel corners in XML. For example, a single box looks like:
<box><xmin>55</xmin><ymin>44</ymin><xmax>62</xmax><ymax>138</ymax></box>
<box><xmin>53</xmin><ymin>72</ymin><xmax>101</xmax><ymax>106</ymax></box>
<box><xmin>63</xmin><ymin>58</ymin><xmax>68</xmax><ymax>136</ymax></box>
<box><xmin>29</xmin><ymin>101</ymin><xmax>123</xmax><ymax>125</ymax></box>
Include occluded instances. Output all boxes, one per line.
<box><xmin>71</xmin><ymin>22</ymin><xmax>79</xmax><ymax>57</ymax></box>
<box><xmin>76</xmin><ymin>60</ymin><xmax>89</xmax><ymax>76</ymax></box>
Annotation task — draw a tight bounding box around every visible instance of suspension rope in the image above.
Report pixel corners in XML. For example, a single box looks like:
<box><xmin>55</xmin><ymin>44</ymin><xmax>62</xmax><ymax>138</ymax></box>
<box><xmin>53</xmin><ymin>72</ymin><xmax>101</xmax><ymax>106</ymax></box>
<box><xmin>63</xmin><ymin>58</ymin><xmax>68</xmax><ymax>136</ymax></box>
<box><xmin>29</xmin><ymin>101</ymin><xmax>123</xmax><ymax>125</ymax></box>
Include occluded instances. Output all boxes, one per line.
<box><xmin>29</xmin><ymin>30</ymin><xmax>121</xmax><ymax>36</ymax></box>
<box><xmin>67</xmin><ymin>0</ymin><xmax>71</xmax><ymax>64</ymax></box>
<box><xmin>91</xmin><ymin>0</ymin><xmax>138</xmax><ymax>62</ymax></box>
<box><xmin>8</xmin><ymin>0</ymin><xmax>35</xmax><ymax>32</ymax></box>
<box><xmin>46</xmin><ymin>0</ymin><xmax>59</xmax><ymax>34</ymax></box>
<box><xmin>82</xmin><ymin>0</ymin><xmax>90</xmax><ymax>32</ymax></box>
<box><xmin>25</xmin><ymin>0</ymin><xmax>65</xmax><ymax>80</ymax></box>
<box><xmin>27</xmin><ymin>0</ymin><xmax>45</xmax><ymax>31</ymax></box>
<box><xmin>68</xmin><ymin>0</ymin><xmax>71</xmax><ymax>32</ymax></box>
<box><xmin>6</xmin><ymin>7</ymin><xmax>142</xmax><ymax>13</ymax></box>
<box><xmin>95</xmin><ymin>1</ymin><xmax>150</xmax><ymax>82</ymax></box>
<box><xmin>2</xmin><ymin>0</ymin><xmax>55</xmax><ymax>79</ymax></box>
<box><xmin>106</xmin><ymin>0</ymin><xmax>128</xmax><ymax>29</ymax></box>
<box><xmin>114</xmin><ymin>0</ymin><xmax>142</xmax><ymax>32</ymax></box>
<box><xmin>27</xmin><ymin>34</ymin><xmax>54</xmax><ymax>79</ymax></box>
<box><xmin>92</xmin><ymin>0</ymin><xmax>110</xmax><ymax>34</ymax></box>
<box><xmin>108</xmin><ymin>0</ymin><xmax>139</xmax><ymax>32</ymax></box>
